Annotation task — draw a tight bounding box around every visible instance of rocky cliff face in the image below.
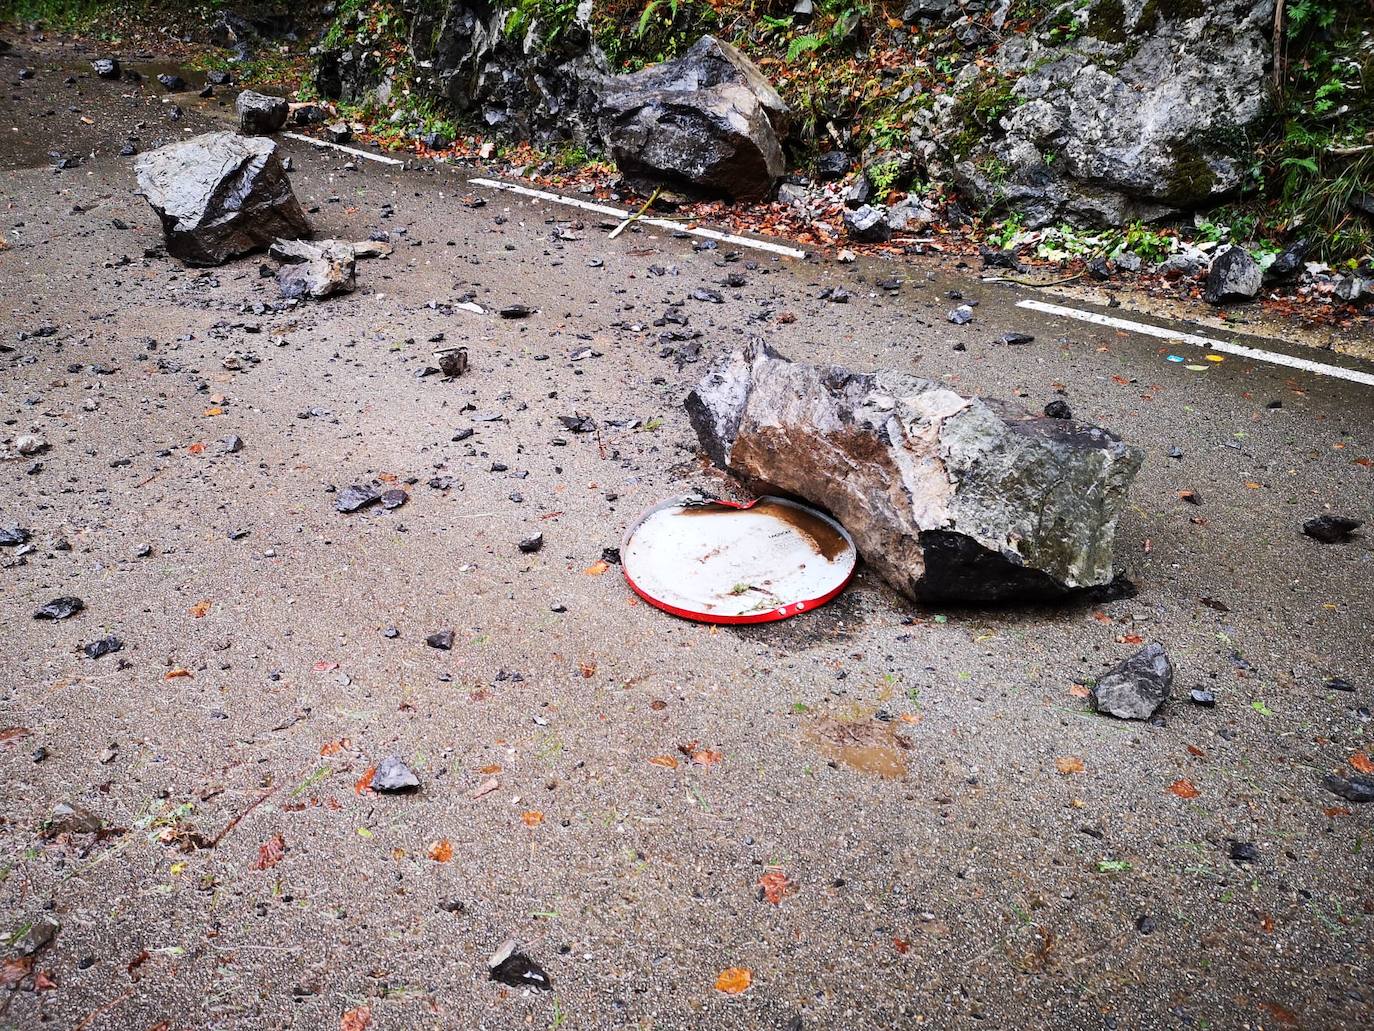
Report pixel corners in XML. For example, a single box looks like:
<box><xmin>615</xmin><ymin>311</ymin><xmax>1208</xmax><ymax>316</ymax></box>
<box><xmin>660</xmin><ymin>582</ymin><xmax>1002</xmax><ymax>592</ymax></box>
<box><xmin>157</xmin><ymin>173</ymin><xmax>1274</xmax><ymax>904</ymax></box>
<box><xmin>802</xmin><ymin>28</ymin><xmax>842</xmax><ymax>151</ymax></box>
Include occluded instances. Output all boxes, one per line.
<box><xmin>917</xmin><ymin>0</ymin><xmax>1276</xmax><ymax>226</ymax></box>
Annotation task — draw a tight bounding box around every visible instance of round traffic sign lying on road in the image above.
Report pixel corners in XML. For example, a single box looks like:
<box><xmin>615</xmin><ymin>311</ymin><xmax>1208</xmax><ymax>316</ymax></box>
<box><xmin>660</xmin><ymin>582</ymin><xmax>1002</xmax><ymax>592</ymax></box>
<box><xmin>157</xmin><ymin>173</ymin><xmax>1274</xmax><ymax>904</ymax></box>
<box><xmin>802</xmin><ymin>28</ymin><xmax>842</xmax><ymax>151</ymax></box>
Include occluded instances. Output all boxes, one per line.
<box><xmin>622</xmin><ymin>495</ymin><xmax>857</xmax><ymax>624</ymax></box>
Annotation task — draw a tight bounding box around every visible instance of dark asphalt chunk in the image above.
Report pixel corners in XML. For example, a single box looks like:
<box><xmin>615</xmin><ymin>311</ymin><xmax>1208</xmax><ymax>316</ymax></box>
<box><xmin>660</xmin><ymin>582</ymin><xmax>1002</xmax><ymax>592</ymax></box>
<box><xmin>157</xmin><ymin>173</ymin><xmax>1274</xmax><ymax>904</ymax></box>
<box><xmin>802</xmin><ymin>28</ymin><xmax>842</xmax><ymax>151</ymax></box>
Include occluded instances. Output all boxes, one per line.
<box><xmin>1322</xmin><ymin>774</ymin><xmax>1374</xmax><ymax>803</ymax></box>
<box><xmin>488</xmin><ymin>940</ymin><xmax>552</xmax><ymax>990</ymax></box>
<box><xmin>426</xmin><ymin>630</ymin><xmax>455</xmax><ymax>650</ymax></box>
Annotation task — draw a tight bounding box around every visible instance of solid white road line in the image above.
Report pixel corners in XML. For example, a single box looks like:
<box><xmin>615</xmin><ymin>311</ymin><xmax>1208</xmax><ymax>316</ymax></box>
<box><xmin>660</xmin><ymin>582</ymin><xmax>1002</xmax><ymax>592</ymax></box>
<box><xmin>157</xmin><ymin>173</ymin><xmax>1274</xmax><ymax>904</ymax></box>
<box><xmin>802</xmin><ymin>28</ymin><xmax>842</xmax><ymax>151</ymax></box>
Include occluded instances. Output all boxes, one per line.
<box><xmin>282</xmin><ymin>132</ymin><xmax>405</xmax><ymax>166</ymax></box>
<box><xmin>468</xmin><ymin>177</ymin><xmax>809</xmax><ymax>259</ymax></box>
<box><xmin>1017</xmin><ymin>298</ymin><xmax>1374</xmax><ymax>388</ymax></box>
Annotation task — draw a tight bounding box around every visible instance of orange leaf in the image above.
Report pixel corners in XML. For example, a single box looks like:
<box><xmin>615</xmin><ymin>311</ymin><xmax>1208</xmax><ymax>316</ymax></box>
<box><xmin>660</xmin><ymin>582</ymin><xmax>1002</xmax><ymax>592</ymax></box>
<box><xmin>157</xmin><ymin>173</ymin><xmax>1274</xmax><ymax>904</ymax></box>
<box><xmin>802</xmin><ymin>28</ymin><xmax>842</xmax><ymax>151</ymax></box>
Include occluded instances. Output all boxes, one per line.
<box><xmin>648</xmin><ymin>755</ymin><xmax>680</xmax><ymax>769</ymax></box>
<box><xmin>1055</xmin><ymin>756</ymin><xmax>1084</xmax><ymax>775</ymax></box>
<box><xmin>340</xmin><ymin>1006</ymin><xmax>372</xmax><ymax>1031</ymax></box>
<box><xmin>1116</xmin><ymin>633</ymin><xmax>1144</xmax><ymax>646</ymax></box>
<box><xmin>164</xmin><ymin>668</ymin><xmax>192</xmax><ymax>680</ymax></box>
<box><xmin>428</xmin><ymin>838</ymin><xmax>453</xmax><ymax>862</ymax></box>
<box><xmin>892</xmin><ymin>937</ymin><xmax>910</xmax><ymax>954</ymax></box>
<box><xmin>1244</xmin><ymin>481</ymin><xmax>1262</xmax><ymax>490</ymax></box>
<box><xmin>1091</xmin><ymin>611</ymin><xmax>1112</xmax><ymax>625</ymax></box>
<box><xmin>584</xmin><ymin>560</ymin><xmax>610</xmax><ymax>576</ymax></box>
<box><xmin>521</xmin><ymin>810</ymin><xmax>544</xmax><ymax>827</ymax></box>
<box><xmin>354</xmin><ymin>766</ymin><xmax>376</xmax><ymax>794</ymax></box>
<box><xmin>1068</xmin><ymin>684</ymin><xmax>1090</xmax><ymax>698</ymax></box>
<box><xmin>579</xmin><ymin>661</ymin><xmax>597</xmax><ymax>678</ymax></box>
<box><xmin>203</xmin><ymin>407</ymin><xmax>223</xmax><ymax>417</ymax></box>
<box><xmin>1350</xmin><ymin>751</ymin><xmax>1374</xmax><ymax>774</ymax></box>
<box><xmin>714</xmin><ymin>967</ymin><xmax>751</xmax><ymax>994</ymax></box>
<box><xmin>1324</xmin><ymin>806</ymin><xmax>1352</xmax><ymax>818</ymax></box>
<box><xmin>691</xmin><ymin>749</ymin><xmax>724</xmax><ymax>766</ymax></box>
<box><xmin>1169</xmin><ymin>778</ymin><xmax>1200</xmax><ymax>799</ymax></box>
<box><xmin>759</xmin><ymin>870</ymin><xmax>796</xmax><ymax>904</ymax></box>
<box><xmin>187</xmin><ymin>442</ymin><xmax>206</xmax><ymax>455</ymax></box>
<box><xmin>189</xmin><ymin>599</ymin><xmax>212</xmax><ymax>618</ymax></box>
<box><xmin>320</xmin><ymin>739</ymin><xmax>349</xmax><ymax>756</ymax></box>
<box><xmin>478</xmin><ymin>763</ymin><xmax>502</xmax><ymax>775</ymax></box>
<box><xmin>252</xmin><ymin>832</ymin><xmax>285</xmax><ymax>870</ymax></box>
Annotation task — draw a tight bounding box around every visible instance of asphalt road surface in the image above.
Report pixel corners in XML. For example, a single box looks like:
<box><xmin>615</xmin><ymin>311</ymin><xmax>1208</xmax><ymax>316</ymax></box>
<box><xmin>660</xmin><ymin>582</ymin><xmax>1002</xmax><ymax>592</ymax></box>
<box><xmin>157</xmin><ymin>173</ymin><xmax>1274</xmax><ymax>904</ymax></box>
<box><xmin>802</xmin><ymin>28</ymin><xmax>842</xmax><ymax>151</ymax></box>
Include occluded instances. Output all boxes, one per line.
<box><xmin>2</xmin><ymin>38</ymin><xmax>1372</xmax><ymax>1031</ymax></box>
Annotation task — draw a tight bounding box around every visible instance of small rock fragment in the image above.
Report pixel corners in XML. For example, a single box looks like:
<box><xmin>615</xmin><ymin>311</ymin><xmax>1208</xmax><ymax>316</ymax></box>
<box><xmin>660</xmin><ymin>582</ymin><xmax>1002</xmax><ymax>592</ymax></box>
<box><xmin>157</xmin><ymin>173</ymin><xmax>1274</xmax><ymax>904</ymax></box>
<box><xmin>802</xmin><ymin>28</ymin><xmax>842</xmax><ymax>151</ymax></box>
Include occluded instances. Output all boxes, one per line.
<box><xmin>83</xmin><ymin>636</ymin><xmax>124</xmax><ymax>659</ymax></box>
<box><xmin>426</xmin><ymin>630</ymin><xmax>455</xmax><ymax>650</ymax></box>
<box><xmin>35</xmin><ymin>597</ymin><xmax>84</xmax><ymax>621</ymax></box>
<box><xmin>370</xmin><ymin>756</ymin><xmax>420</xmax><ymax>793</ymax></box>
<box><xmin>1323</xmin><ymin>773</ymin><xmax>1374</xmax><ymax>803</ymax></box>
<box><xmin>948</xmin><ymin>305</ymin><xmax>974</xmax><ymax>325</ymax></box>
<box><xmin>487</xmin><ymin>939</ymin><xmax>552</xmax><ymax>990</ymax></box>
<box><xmin>1090</xmin><ymin>644</ymin><xmax>1173</xmax><ymax>720</ymax></box>
<box><xmin>1302</xmin><ymin>515</ymin><xmax>1361</xmax><ymax>543</ymax></box>
<box><xmin>518</xmin><ymin>533</ymin><xmax>544</xmax><ymax>554</ymax></box>
<box><xmin>335</xmin><ymin>485</ymin><xmax>381</xmax><ymax>513</ymax></box>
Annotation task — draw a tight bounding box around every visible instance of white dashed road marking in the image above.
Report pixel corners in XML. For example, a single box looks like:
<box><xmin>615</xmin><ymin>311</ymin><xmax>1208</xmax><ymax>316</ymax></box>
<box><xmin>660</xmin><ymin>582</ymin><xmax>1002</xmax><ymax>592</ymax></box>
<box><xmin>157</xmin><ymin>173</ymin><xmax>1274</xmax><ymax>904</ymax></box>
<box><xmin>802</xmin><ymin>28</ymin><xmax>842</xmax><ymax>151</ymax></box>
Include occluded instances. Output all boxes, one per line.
<box><xmin>1017</xmin><ymin>298</ymin><xmax>1374</xmax><ymax>388</ymax></box>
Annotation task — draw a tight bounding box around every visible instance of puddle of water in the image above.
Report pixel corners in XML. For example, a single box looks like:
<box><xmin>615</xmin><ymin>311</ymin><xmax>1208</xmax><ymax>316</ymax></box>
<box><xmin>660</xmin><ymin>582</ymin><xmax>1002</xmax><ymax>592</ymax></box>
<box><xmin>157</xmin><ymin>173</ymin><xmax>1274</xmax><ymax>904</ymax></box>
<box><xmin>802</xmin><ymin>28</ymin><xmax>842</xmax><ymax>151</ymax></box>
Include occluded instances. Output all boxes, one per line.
<box><xmin>806</xmin><ymin>716</ymin><xmax>909</xmax><ymax>778</ymax></box>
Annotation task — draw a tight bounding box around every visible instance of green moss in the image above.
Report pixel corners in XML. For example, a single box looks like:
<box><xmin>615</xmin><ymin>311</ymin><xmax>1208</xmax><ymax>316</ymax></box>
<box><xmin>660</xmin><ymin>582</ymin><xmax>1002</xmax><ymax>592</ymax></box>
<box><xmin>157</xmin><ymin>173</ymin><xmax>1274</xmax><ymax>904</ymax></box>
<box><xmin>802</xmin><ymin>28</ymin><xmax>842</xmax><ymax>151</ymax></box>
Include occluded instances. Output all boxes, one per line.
<box><xmin>1163</xmin><ymin>141</ymin><xmax>1217</xmax><ymax>206</ymax></box>
<box><xmin>1086</xmin><ymin>0</ymin><xmax>1127</xmax><ymax>44</ymax></box>
<box><xmin>1136</xmin><ymin>0</ymin><xmax>1205</xmax><ymax>32</ymax></box>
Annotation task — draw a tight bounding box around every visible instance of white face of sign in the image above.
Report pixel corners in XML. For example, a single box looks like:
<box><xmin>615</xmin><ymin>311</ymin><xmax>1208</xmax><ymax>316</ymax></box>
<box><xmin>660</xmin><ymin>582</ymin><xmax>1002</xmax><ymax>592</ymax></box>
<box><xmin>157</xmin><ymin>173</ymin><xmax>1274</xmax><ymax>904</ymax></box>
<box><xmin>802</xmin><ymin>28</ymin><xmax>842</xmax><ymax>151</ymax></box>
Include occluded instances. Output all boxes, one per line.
<box><xmin>622</xmin><ymin>497</ymin><xmax>857</xmax><ymax>623</ymax></box>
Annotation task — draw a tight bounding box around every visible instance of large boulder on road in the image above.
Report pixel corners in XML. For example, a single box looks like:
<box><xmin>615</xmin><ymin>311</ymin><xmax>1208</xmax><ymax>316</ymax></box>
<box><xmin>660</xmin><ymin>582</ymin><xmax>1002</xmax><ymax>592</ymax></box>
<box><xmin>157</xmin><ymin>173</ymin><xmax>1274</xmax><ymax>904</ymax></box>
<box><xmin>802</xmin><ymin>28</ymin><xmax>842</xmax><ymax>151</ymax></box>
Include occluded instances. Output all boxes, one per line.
<box><xmin>236</xmin><ymin>90</ymin><xmax>289</xmax><ymax>134</ymax></box>
<box><xmin>597</xmin><ymin>36</ymin><xmax>789</xmax><ymax>201</ymax></box>
<box><xmin>686</xmin><ymin>341</ymin><xmax>1142</xmax><ymax>603</ymax></box>
<box><xmin>134</xmin><ymin>132</ymin><xmax>310</xmax><ymax>266</ymax></box>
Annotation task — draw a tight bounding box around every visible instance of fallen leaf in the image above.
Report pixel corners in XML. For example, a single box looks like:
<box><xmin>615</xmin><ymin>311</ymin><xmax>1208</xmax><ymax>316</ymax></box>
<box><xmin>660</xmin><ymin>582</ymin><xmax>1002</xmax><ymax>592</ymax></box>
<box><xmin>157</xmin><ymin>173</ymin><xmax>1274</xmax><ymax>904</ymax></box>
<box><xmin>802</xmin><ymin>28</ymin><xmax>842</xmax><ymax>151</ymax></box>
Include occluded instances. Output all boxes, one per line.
<box><xmin>579</xmin><ymin>661</ymin><xmax>597</xmax><ymax>678</ymax></box>
<box><xmin>354</xmin><ymin>765</ymin><xmax>376</xmax><ymax>794</ymax></box>
<box><xmin>187</xmin><ymin>442</ymin><xmax>205</xmax><ymax>455</ymax></box>
<box><xmin>164</xmin><ymin>668</ymin><xmax>192</xmax><ymax>680</ymax></box>
<box><xmin>759</xmin><ymin>870</ymin><xmax>796</xmax><ymax>904</ymax></box>
<box><xmin>189</xmin><ymin>599</ymin><xmax>212</xmax><ymax>618</ymax></box>
<box><xmin>584</xmin><ymin>560</ymin><xmax>610</xmax><ymax>576</ymax></box>
<box><xmin>1055</xmin><ymin>756</ymin><xmax>1085</xmax><ymax>775</ymax></box>
<box><xmin>478</xmin><ymin>763</ymin><xmax>502</xmax><ymax>775</ymax></box>
<box><xmin>203</xmin><ymin>407</ymin><xmax>223</xmax><ymax>417</ymax></box>
<box><xmin>0</xmin><ymin>727</ymin><xmax>33</xmax><ymax>748</ymax></box>
<box><xmin>252</xmin><ymin>832</ymin><xmax>286</xmax><ymax>870</ymax></box>
<box><xmin>714</xmin><ymin>967</ymin><xmax>751</xmax><ymax>994</ymax></box>
<box><xmin>33</xmin><ymin>969</ymin><xmax>57</xmax><ymax>990</ymax></box>
<box><xmin>1068</xmin><ymin>684</ymin><xmax>1091</xmax><ymax>698</ymax></box>
<box><xmin>1115</xmin><ymin>633</ymin><xmax>1144</xmax><ymax>646</ymax></box>
<box><xmin>1324</xmin><ymin>806</ymin><xmax>1352</xmax><ymax>818</ymax></box>
<box><xmin>1350</xmin><ymin>751</ymin><xmax>1374</xmax><ymax>775</ymax></box>
<box><xmin>340</xmin><ymin>1006</ymin><xmax>372</xmax><ymax>1031</ymax></box>
<box><xmin>691</xmin><ymin>749</ymin><xmax>724</xmax><ymax>766</ymax></box>
<box><xmin>521</xmin><ymin>810</ymin><xmax>544</xmax><ymax>827</ymax></box>
<box><xmin>648</xmin><ymin>755</ymin><xmax>680</xmax><ymax>769</ymax></box>
<box><xmin>320</xmin><ymin>739</ymin><xmax>349</xmax><ymax>756</ymax></box>
<box><xmin>892</xmin><ymin>937</ymin><xmax>910</xmax><ymax>954</ymax></box>
<box><xmin>1</xmin><ymin>957</ymin><xmax>33</xmax><ymax>990</ymax></box>
<box><xmin>1186</xmin><ymin>744</ymin><xmax>1205</xmax><ymax>757</ymax></box>
<box><xmin>1169</xmin><ymin>779</ymin><xmax>1200</xmax><ymax>799</ymax></box>
<box><xmin>428</xmin><ymin>838</ymin><xmax>453</xmax><ymax>862</ymax></box>
<box><xmin>470</xmin><ymin>777</ymin><xmax>499</xmax><ymax>800</ymax></box>
<box><xmin>1091</xmin><ymin>611</ymin><xmax>1112</xmax><ymax>625</ymax></box>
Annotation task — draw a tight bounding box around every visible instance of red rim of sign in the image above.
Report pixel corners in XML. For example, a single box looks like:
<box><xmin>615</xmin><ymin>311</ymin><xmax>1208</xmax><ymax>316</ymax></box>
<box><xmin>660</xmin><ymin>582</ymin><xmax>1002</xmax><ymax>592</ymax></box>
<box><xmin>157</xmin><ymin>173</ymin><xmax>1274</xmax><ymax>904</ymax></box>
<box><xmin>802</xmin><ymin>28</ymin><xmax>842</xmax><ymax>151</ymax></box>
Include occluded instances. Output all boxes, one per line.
<box><xmin>620</xmin><ymin>495</ymin><xmax>857</xmax><ymax>625</ymax></box>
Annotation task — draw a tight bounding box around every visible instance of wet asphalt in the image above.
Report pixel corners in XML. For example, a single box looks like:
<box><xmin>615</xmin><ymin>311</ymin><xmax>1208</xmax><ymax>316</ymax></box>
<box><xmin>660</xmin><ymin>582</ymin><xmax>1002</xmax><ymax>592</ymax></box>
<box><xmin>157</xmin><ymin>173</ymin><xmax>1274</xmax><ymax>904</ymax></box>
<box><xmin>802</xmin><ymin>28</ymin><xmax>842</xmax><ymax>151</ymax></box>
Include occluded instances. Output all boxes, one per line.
<box><xmin>1</xmin><ymin>35</ymin><xmax>1373</xmax><ymax>1031</ymax></box>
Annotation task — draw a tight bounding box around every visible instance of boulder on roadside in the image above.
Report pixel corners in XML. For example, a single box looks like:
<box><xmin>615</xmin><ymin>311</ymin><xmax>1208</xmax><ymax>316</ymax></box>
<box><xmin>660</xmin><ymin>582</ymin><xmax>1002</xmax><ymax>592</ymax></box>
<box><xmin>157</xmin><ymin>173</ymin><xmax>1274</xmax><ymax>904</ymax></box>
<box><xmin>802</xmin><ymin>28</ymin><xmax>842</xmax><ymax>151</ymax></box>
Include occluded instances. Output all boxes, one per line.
<box><xmin>236</xmin><ymin>90</ymin><xmax>289</xmax><ymax>134</ymax></box>
<box><xmin>91</xmin><ymin>57</ymin><xmax>120</xmax><ymax>79</ymax></box>
<box><xmin>685</xmin><ymin>340</ymin><xmax>1142</xmax><ymax>603</ymax></box>
<box><xmin>844</xmin><ymin>204</ymin><xmax>891</xmax><ymax>242</ymax></box>
<box><xmin>134</xmin><ymin>132</ymin><xmax>310</xmax><ymax>266</ymax></box>
<box><xmin>1204</xmin><ymin>245</ymin><xmax>1262</xmax><ymax>304</ymax></box>
<box><xmin>597</xmin><ymin>36</ymin><xmax>789</xmax><ymax>201</ymax></box>
<box><xmin>1090</xmin><ymin>643</ymin><xmax>1173</xmax><ymax>719</ymax></box>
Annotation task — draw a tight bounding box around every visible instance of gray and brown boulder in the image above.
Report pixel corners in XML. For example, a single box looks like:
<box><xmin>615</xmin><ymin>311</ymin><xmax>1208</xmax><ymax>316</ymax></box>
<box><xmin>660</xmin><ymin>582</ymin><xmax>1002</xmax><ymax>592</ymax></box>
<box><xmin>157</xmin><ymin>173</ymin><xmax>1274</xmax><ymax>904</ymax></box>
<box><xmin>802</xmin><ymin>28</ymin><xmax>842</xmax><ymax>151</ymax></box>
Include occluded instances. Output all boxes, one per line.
<box><xmin>134</xmin><ymin>132</ymin><xmax>309</xmax><ymax>266</ymax></box>
<box><xmin>236</xmin><ymin>89</ymin><xmax>289</xmax><ymax>134</ymax></box>
<box><xmin>686</xmin><ymin>341</ymin><xmax>1142</xmax><ymax>603</ymax></box>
